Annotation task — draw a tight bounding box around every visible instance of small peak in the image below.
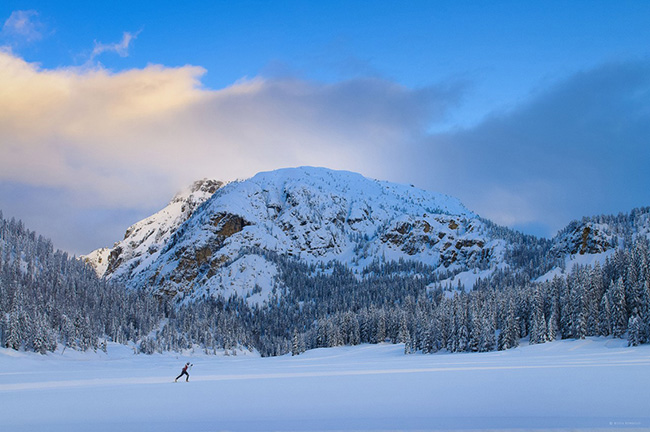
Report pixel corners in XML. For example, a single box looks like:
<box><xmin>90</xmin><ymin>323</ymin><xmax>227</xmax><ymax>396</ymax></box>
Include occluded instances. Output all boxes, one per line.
<box><xmin>191</xmin><ymin>178</ymin><xmax>223</xmax><ymax>195</ymax></box>
<box><xmin>172</xmin><ymin>178</ymin><xmax>223</xmax><ymax>203</ymax></box>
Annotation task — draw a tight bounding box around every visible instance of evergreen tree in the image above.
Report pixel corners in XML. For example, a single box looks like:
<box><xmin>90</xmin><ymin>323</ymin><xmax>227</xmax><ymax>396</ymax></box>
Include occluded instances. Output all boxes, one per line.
<box><xmin>529</xmin><ymin>288</ymin><xmax>547</xmax><ymax>344</ymax></box>
<box><xmin>292</xmin><ymin>329</ymin><xmax>301</xmax><ymax>356</ymax></box>
<box><xmin>479</xmin><ymin>310</ymin><xmax>496</xmax><ymax>352</ymax></box>
<box><xmin>598</xmin><ymin>294</ymin><xmax>612</xmax><ymax>337</ymax></box>
<box><xmin>375</xmin><ymin>310</ymin><xmax>386</xmax><ymax>343</ymax></box>
<box><xmin>498</xmin><ymin>301</ymin><xmax>519</xmax><ymax>351</ymax></box>
<box><xmin>611</xmin><ymin>278</ymin><xmax>628</xmax><ymax>338</ymax></box>
<box><xmin>628</xmin><ymin>313</ymin><xmax>642</xmax><ymax>347</ymax></box>
<box><xmin>547</xmin><ymin>310</ymin><xmax>557</xmax><ymax>342</ymax></box>
<box><xmin>4</xmin><ymin>311</ymin><xmax>21</xmax><ymax>350</ymax></box>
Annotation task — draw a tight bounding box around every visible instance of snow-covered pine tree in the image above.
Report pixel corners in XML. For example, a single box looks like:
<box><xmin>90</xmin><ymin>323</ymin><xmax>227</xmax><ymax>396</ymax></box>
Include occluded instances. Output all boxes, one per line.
<box><xmin>292</xmin><ymin>329</ymin><xmax>301</xmax><ymax>356</ymax></box>
<box><xmin>611</xmin><ymin>278</ymin><xmax>628</xmax><ymax>338</ymax></box>
<box><xmin>599</xmin><ymin>294</ymin><xmax>612</xmax><ymax>337</ymax></box>
<box><xmin>628</xmin><ymin>313</ymin><xmax>642</xmax><ymax>346</ymax></box>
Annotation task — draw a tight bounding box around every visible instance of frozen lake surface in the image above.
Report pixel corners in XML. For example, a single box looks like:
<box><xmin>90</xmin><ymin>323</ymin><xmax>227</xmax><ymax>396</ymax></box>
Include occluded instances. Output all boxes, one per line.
<box><xmin>1</xmin><ymin>338</ymin><xmax>649</xmax><ymax>431</ymax></box>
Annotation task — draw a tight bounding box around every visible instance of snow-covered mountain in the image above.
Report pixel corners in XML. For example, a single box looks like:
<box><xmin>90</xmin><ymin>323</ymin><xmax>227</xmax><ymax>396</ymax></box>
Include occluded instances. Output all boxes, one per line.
<box><xmin>88</xmin><ymin>167</ymin><xmax>508</xmax><ymax>302</ymax></box>
<box><xmin>84</xmin><ymin>178</ymin><xmax>223</xmax><ymax>279</ymax></box>
<box><xmin>8</xmin><ymin>170</ymin><xmax>650</xmax><ymax>357</ymax></box>
<box><xmin>87</xmin><ymin>167</ymin><xmax>650</xmax><ymax>305</ymax></box>
<box><xmin>536</xmin><ymin>206</ymin><xmax>650</xmax><ymax>281</ymax></box>
<box><xmin>551</xmin><ymin>208</ymin><xmax>650</xmax><ymax>257</ymax></box>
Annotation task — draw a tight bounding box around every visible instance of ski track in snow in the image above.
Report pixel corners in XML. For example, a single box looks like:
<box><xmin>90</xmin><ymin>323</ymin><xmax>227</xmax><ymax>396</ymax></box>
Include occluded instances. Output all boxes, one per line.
<box><xmin>2</xmin><ymin>339</ymin><xmax>650</xmax><ymax>432</ymax></box>
<box><xmin>2</xmin><ymin>356</ymin><xmax>650</xmax><ymax>393</ymax></box>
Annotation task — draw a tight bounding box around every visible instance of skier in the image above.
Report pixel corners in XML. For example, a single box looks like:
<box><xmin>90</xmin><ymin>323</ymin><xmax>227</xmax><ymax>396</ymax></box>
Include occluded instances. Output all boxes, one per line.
<box><xmin>175</xmin><ymin>362</ymin><xmax>192</xmax><ymax>382</ymax></box>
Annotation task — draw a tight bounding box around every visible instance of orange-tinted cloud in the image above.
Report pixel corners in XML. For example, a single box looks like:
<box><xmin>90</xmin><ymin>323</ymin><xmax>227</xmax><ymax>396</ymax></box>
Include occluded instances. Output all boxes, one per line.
<box><xmin>0</xmin><ymin>50</ymin><xmax>453</xmax><ymax>211</ymax></box>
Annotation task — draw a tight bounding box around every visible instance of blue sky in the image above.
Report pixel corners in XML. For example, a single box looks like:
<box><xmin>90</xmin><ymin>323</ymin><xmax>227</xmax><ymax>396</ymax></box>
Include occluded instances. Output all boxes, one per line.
<box><xmin>1</xmin><ymin>1</ymin><xmax>649</xmax><ymax>254</ymax></box>
<box><xmin>10</xmin><ymin>2</ymin><xmax>650</xmax><ymax>118</ymax></box>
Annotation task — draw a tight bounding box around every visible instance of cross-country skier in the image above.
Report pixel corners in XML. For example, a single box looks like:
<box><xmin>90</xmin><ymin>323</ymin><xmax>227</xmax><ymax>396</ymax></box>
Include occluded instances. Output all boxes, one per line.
<box><xmin>175</xmin><ymin>362</ymin><xmax>192</xmax><ymax>382</ymax></box>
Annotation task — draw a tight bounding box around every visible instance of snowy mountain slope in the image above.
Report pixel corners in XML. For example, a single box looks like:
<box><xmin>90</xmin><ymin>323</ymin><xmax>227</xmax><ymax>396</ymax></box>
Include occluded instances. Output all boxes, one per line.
<box><xmin>552</xmin><ymin>207</ymin><xmax>650</xmax><ymax>256</ymax></box>
<box><xmin>551</xmin><ymin>221</ymin><xmax>615</xmax><ymax>256</ymax></box>
<box><xmin>85</xmin><ymin>168</ymin><xmax>650</xmax><ymax>305</ymax></box>
<box><xmin>83</xmin><ymin>178</ymin><xmax>223</xmax><ymax>279</ymax></box>
<box><xmin>537</xmin><ymin>206</ymin><xmax>650</xmax><ymax>281</ymax></box>
<box><xmin>92</xmin><ymin>167</ymin><xmax>506</xmax><ymax>302</ymax></box>
<box><xmin>83</xmin><ymin>247</ymin><xmax>111</xmax><ymax>277</ymax></box>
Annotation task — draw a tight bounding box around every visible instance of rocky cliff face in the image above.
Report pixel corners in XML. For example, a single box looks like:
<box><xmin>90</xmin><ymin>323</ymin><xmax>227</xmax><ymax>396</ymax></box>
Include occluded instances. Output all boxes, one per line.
<box><xmin>84</xmin><ymin>178</ymin><xmax>223</xmax><ymax>280</ymax></box>
<box><xmin>550</xmin><ymin>207</ymin><xmax>650</xmax><ymax>258</ymax></box>
<box><xmin>551</xmin><ymin>221</ymin><xmax>614</xmax><ymax>256</ymax></box>
<box><xmin>87</xmin><ymin>167</ymin><xmax>507</xmax><ymax>303</ymax></box>
<box><xmin>532</xmin><ymin>208</ymin><xmax>650</xmax><ymax>282</ymax></box>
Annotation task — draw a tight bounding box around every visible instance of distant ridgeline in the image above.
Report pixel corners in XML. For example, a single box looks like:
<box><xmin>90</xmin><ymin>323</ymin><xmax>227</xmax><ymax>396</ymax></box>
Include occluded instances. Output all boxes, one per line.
<box><xmin>1</xmin><ymin>169</ymin><xmax>650</xmax><ymax>356</ymax></box>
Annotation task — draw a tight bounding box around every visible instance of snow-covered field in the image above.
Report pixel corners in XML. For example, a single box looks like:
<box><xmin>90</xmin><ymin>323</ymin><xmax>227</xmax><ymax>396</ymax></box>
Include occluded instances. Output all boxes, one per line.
<box><xmin>1</xmin><ymin>339</ymin><xmax>649</xmax><ymax>432</ymax></box>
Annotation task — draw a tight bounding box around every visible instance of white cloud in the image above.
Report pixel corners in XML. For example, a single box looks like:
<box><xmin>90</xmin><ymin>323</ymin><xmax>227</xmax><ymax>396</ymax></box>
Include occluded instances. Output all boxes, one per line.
<box><xmin>1</xmin><ymin>50</ymin><xmax>648</xmax><ymax>252</ymax></box>
<box><xmin>90</xmin><ymin>31</ymin><xmax>140</xmax><ymax>61</ymax></box>
<box><xmin>2</xmin><ymin>10</ymin><xmax>44</xmax><ymax>42</ymax></box>
<box><xmin>0</xmin><ymin>50</ymin><xmax>459</xmax><ymax>243</ymax></box>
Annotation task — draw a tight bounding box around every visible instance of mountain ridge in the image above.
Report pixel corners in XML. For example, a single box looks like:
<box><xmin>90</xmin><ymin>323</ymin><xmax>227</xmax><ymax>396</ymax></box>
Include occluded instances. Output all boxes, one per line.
<box><xmin>87</xmin><ymin>167</ymin><xmax>512</xmax><ymax>302</ymax></box>
<box><xmin>84</xmin><ymin>167</ymin><xmax>650</xmax><ymax>306</ymax></box>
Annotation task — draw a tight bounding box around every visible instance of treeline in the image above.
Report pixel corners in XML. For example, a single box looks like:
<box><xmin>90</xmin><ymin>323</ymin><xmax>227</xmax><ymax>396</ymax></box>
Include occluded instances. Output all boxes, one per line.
<box><xmin>263</xmin><ymin>236</ymin><xmax>650</xmax><ymax>355</ymax></box>
<box><xmin>0</xmin><ymin>213</ymin><xmax>165</xmax><ymax>353</ymax></box>
<box><xmin>1</xmin><ymin>210</ymin><xmax>649</xmax><ymax>357</ymax></box>
<box><xmin>290</xmin><ymin>239</ymin><xmax>649</xmax><ymax>355</ymax></box>
<box><xmin>152</xmin><ymin>236</ymin><xmax>649</xmax><ymax>357</ymax></box>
